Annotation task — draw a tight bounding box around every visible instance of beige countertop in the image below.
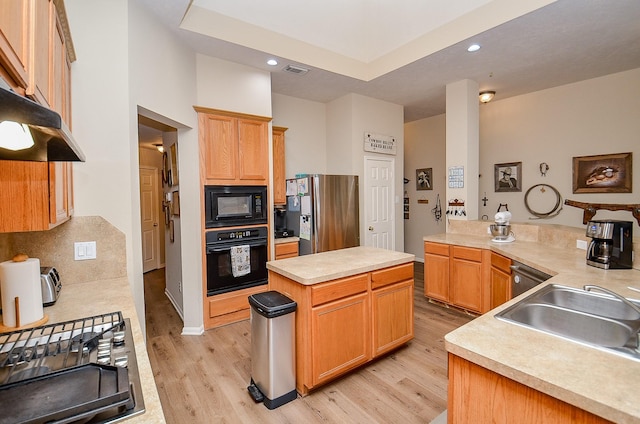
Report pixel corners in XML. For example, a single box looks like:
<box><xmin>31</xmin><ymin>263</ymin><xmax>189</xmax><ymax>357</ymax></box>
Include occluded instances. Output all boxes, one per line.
<box><xmin>267</xmin><ymin>246</ymin><xmax>415</xmax><ymax>285</ymax></box>
<box><xmin>0</xmin><ymin>277</ymin><xmax>165</xmax><ymax>424</ymax></box>
<box><xmin>425</xmin><ymin>233</ymin><xmax>640</xmax><ymax>423</ymax></box>
<box><xmin>274</xmin><ymin>236</ymin><xmax>300</xmax><ymax>244</ymax></box>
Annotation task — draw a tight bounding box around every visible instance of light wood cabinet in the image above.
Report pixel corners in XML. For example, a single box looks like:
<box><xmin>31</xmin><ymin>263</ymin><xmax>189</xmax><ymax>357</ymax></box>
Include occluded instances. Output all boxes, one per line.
<box><xmin>196</xmin><ymin>108</ymin><xmax>270</xmax><ymax>185</ymax></box>
<box><xmin>0</xmin><ymin>0</ymin><xmax>31</xmax><ymax>89</ymax></box>
<box><xmin>274</xmin><ymin>240</ymin><xmax>298</xmax><ymax>259</ymax></box>
<box><xmin>490</xmin><ymin>251</ymin><xmax>512</xmax><ymax>309</ymax></box>
<box><xmin>205</xmin><ymin>284</ymin><xmax>267</xmax><ymax>329</ymax></box>
<box><xmin>450</xmin><ymin>246</ymin><xmax>485</xmax><ymax>313</ymax></box>
<box><xmin>448</xmin><ymin>354</ymin><xmax>611</xmax><ymax>424</ymax></box>
<box><xmin>424</xmin><ymin>242</ymin><xmax>450</xmax><ymax>302</ymax></box>
<box><xmin>424</xmin><ymin>242</ymin><xmax>489</xmax><ymax>314</ymax></box>
<box><xmin>371</xmin><ymin>263</ymin><xmax>414</xmax><ymax>357</ymax></box>
<box><xmin>311</xmin><ymin>290</ymin><xmax>370</xmax><ymax>387</ymax></box>
<box><xmin>0</xmin><ymin>0</ymin><xmax>75</xmax><ymax>233</ymax></box>
<box><xmin>269</xmin><ymin>262</ymin><xmax>414</xmax><ymax>395</ymax></box>
<box><xmin>272</xmin><ymin>126</ymin><xmax>287</xmax><ymax>205</ymax></box>
<box><xmin>0</xmin><ymin>160</ymin><xmax>72</xmax><ymax>232</ymax></box>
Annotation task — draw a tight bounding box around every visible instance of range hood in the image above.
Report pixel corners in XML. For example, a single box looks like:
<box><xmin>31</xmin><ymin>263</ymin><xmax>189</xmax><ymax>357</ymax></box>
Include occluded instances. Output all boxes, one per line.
<box><xmin>0</xmin><ymin>77</ymin><xmax>85</xmax><ymax>162</ymax></box>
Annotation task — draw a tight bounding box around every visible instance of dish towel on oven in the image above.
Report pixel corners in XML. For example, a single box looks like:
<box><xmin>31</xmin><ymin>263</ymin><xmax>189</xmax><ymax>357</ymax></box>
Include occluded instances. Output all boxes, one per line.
<box><xmin>231</xmin><ymin>245</ymin><xmax>251</xmax><ymax>277</ymax></box>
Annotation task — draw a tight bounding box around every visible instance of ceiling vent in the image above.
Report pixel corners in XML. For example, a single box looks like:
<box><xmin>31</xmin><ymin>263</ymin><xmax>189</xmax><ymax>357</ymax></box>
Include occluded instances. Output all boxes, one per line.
<box><xmin>283</xmin><ymin>64</ymin><xmax>309</xmax><ymax>75</ymax></box>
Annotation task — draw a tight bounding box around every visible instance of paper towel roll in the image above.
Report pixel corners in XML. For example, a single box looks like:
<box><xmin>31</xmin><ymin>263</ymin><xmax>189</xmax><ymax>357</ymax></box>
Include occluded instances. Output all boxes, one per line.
<box><xmin>0</xmin><ymin>257</ymin><xmax>44</xmax><ymax>327</ymax></box>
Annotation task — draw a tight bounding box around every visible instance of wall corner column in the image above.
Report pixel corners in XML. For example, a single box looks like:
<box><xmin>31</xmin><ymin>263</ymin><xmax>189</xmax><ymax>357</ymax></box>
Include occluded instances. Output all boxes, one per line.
<box><xmin>446</xmin><ymin>79</ymin><xmax>480</xmax><ymax>226</ymax></box>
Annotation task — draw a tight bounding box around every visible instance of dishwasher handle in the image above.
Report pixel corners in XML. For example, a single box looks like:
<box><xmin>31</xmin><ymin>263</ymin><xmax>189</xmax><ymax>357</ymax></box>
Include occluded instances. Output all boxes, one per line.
<box><xmin>510</xmin><ymin>264</ymin><xmax>552</xmax><ymax>284</ymax></box>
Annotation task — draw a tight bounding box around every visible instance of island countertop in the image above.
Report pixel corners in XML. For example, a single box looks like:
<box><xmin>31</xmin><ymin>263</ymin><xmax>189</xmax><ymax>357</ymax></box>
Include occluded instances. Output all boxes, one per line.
<box><xmin>267</xmin><ymin>246</ymin><xmax>415</xmax><ymax>285</ymax></box>
<box><xmin>424</xmin><ymin>232</ymin><xmax>640</xmax><ymax>423</ymax></box>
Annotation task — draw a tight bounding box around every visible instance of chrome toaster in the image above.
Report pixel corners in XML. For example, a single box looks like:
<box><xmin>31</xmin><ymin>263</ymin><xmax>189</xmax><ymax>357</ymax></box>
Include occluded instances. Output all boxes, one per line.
<box><xmin>40</xmin><ymin>266</ymin><xmax>62</xmax><ymax>306</ymax></box>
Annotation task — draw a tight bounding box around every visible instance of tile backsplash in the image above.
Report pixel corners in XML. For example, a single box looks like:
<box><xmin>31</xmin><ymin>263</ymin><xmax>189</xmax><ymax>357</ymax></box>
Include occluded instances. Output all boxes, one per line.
<box><xmin>0</xmin><ymin>216</ymin><xmax>126</xmax><ymax>284</ymax></box>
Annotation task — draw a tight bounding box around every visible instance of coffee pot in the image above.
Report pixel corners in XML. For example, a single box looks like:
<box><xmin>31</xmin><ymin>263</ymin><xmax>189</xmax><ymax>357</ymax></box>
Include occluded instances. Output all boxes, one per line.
<box><xmin>586</xmin><ymin>220</ymin><xmax>633</xmax><ymax>269</ymax></box>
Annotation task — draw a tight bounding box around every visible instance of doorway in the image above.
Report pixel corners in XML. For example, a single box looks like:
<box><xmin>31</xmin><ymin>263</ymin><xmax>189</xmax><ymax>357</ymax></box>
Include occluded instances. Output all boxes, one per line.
<box><xmin>364</xmin><ymin>156</ymin><xmax>395</xmax><ymax>250</ymax></box>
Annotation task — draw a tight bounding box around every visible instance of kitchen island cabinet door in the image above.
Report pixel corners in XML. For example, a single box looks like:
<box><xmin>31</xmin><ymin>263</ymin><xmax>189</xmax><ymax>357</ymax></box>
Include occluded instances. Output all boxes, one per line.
<box><xmin>311</xmin><ymin>292</ymin><xmax>371</xmax><ymax>387</ymax></box>
<box><xmin>372</xmin><ymin>279</ymin><xmax>414</xmax><ymax>357</ymax></box>
<box><xmin>424</xmin><ymin>242</ymin><xmax>450</xmax><ymax>302</ymax></box>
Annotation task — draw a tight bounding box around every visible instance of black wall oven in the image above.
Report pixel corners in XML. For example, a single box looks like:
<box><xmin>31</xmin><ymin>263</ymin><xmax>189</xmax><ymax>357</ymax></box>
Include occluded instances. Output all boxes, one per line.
<box><xmin>205</xmin><ymin>185</ymin><xmax>267</xmax><ymax>228</ymax></box>
<box><xmin>206</xmin><ymin>226</ymin><xmax>268</xmax><ymax>296</ymax></box>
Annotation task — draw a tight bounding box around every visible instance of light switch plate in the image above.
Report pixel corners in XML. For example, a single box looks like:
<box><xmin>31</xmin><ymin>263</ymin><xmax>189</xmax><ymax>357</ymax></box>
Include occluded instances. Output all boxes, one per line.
<box><xmin>74</xmin><ymin>241</ymin><xmax>97</xmax><ymax>260</ymax></box>
<box><xmin>576</xmin><ymin>240</ymin><xmax>588</xmax><ymax>250</ymax></box>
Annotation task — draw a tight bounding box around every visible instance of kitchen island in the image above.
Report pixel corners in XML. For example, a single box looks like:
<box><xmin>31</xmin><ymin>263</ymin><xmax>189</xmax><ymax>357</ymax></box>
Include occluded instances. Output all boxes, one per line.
<box><xmin>267</xmin><ymin>246</ymin><xmax>415</xmax><ymax>395</ymax></box>
<box><xmin>0</xmin><ymin>277</ymin><xmax>165</xmax><ymax>424</ymax></box>
<box><xmin>425</xmin><ymin>232</ymin><xmax>640</xmax><ymax>423</ymax></box>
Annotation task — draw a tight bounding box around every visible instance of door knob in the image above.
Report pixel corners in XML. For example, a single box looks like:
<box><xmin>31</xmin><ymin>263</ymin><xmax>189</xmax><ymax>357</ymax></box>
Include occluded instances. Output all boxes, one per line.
<box><xmin>368</xmin><ymin>226</ymin><xmax>374</xmax><ymax>231</ymax></box>
<box><xmin>153</xmin><ymin>223</ymin><xmax>158</xmax><ymax>227</ymax></box>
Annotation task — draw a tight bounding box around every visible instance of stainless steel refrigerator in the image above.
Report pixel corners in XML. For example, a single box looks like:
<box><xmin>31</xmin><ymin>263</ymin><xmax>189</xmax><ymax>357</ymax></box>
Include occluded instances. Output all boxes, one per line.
<box><xmin>286</xmin><ymin>174</ymin><xmax>360</xmax><ymax>255</ymax></box>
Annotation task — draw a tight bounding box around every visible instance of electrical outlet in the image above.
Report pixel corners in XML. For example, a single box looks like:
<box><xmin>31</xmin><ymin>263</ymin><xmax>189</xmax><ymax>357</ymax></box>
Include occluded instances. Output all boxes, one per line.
<box><xmin>576</xmin><ymin>239</ymin><xmax>588</xmax><ymax>250</ymax></box>
<box><xmin>74</xmin><ymin>241</ymin><xmax>97</xmax><ymax>260</ymax></box>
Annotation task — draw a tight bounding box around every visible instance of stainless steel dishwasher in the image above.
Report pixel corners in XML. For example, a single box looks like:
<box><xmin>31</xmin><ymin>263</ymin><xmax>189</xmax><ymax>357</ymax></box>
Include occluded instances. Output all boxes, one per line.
<box><xmin>510</xmin><ymin>261</ymin><xmax>552</xmax><ymax>298</ymax></box>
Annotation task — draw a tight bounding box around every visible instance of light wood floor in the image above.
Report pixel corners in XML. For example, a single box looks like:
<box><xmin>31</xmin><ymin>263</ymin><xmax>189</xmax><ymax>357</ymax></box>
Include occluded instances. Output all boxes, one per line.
<box><xmin>144</xmin><ymin>263</ymin><xmax>473</xmax><ymax>423</ymax></box>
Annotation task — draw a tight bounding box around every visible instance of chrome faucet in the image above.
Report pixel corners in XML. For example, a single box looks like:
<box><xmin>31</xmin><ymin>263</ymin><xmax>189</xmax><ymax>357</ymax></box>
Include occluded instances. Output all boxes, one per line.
<box><xmin>583</xmin><ymin>285</ymin><xmax>640</xmax><ymax>319</ymax></box>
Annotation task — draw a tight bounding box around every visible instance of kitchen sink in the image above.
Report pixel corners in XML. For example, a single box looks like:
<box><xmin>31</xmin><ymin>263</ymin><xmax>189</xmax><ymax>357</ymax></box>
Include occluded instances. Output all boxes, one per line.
<box><xmin>496</xmin><ymin>284</ymin><xmax>640</xmax><ymax>360</ymax></box>
<box><xmin>537</xmin><ymin>286</ymin><xmax>640</xmax><ymax>321</ymax></box>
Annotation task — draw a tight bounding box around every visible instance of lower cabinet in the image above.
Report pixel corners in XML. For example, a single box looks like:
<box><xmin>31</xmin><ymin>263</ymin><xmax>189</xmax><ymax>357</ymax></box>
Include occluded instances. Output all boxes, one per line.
<box><xmin>490</xmin><ymin>252</ymin><xmax>512</xmax><ymax>309</ymax></box>
<box><xmin>448</xmin><ymin>354</ymin><xmax>612</xmax><ymax>424</ymax></box>
<box><xmin>274</xmin><ymin>241</ymin><xmax>298</xmax><ymax>259</ymax></box>
<box><xmin>424</xmin><ymin>242</ymin><xmax>488</xmax><ymax>314</ymax></box>
<box><xmin>269</xmin><ymin>262</ymin><xmax>414</xmax><ymax>395</ymax></box>
<box><xmin>424</xmin><ymin>242</ymin><xmax>450</xmax><ymax>302</ymax></box>
<box><xmin>205</xmin><ymin>284</ymin><xmax>267</xmax><ymax>329</ymax></box>
<box><xmin>311</xmin><ymin>291</ymin><xmax>370</xmax><ymax>387</ymax></box>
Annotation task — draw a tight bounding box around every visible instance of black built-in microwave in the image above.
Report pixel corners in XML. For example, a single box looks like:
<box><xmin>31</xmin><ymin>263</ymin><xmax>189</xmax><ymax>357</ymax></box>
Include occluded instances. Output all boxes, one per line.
<box><xmin>204</xmin><ymin>185</ymin><xmax>267</xmax><ymax>228</ymax></box>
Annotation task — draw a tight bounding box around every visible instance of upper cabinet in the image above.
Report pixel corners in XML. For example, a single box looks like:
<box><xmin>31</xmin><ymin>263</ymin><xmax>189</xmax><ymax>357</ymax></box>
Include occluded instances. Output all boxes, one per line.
<box><xmin>196</xmin><ymin>107</ymin><xmax>271</xmax><ymax>186</ymax></box>
<box><xmin>0</xmin><ymin>0</ymin><xmax>76</xmax><ymax>233</ymax></box>
<box><xmin>0</xmin><ymin>0</ymin><xmax>75</xmax><ymax>122</ymax></box>
<box><xmin>272</xmin><ymin>126</ymin><xmax>287</xmax><ymax>205</ymax></box>
<box><xmin>0</xmin><ymin>0</ymin><xmax>31</xmax><ymax>89</ymax></box>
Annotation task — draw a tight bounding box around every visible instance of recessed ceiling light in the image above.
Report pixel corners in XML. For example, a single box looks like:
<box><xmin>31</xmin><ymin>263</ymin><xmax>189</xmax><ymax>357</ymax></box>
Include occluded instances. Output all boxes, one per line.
<box><xmin>267</xmin><ymin>59</ymin><xmax>278</xmax><ymax>66</ymax></box>
<box><xmin>467</xmin><ymin>44</ymin><xmax>481</xmax><ymax>52</ymax></box>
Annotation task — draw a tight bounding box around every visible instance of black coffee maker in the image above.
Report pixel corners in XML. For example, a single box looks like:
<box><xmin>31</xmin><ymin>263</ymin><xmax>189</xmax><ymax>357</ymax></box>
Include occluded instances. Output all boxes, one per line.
<box><xmin>585</xmin><ymin>220</ymin><xmax>633</xmax><ymax>269</ymax></box>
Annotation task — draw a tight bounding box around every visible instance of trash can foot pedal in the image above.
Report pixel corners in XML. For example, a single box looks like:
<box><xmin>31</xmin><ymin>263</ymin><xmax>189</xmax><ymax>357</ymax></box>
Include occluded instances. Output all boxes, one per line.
<box><xmin>248</xmin><ymin>382</ymin><xmax>264</xmax><ymax>403</ymax></box>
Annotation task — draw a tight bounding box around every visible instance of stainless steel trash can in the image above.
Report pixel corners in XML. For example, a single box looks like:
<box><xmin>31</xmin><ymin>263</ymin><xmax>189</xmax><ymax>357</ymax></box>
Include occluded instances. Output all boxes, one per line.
<box><xmin>247</xmin><ymin>291</ymin><xmax>297</xmax><ymax>409</ymax></box>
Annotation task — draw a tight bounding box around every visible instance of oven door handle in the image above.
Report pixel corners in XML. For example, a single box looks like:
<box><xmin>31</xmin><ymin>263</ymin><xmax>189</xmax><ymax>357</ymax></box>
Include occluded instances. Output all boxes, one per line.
<box><xmin>207</xmin><ymin>239</ymin><xmax>267</xmax><ymax>253</ymax></box>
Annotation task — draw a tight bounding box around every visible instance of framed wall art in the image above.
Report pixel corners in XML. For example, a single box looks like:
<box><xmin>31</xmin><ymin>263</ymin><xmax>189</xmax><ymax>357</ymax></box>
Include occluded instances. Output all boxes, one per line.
<box><xmin>572</xmin><ymin>152</ymin><xmax>632</xmax><ymax>193</ymax></box>
<box><xmin>416</xmin><ymin>168</ymin><xmax>433</xmax><ymax>190</ymax></box>
<box><xmin>494</xmin><ymin>162</ymin><xmax>522</xmax><ymax>192</ymax></box>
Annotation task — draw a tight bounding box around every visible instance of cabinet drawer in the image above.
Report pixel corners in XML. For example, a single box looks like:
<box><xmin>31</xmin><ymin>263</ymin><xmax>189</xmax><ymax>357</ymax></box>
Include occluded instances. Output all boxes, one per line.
<box><xmin>312</xmin><ymin>274</ymin><xmax>369</xmax><ymax>306</ymax></box>
<box><xmin>275</xmin><ymin>241</ymin><xmax>298</xmax><ymax>257</ymax></box>
<box><xmin>452</xmin><ymin>245</ymin><xmax>482</xmax><ymax>262</ymax></box>
<box><xmin>424</xmin><ymin>242</ymin><xmax>449</xmax><ymax>256</ymax></box>
<box><xmin>491</xmin><ymin>253</ymin><xmax>512</xmax><ymax>274</ymax></box>
<box><xmin>371</xmin><ymin>263</ymin><xmax>413</xmax><ymax>289</ymax></box>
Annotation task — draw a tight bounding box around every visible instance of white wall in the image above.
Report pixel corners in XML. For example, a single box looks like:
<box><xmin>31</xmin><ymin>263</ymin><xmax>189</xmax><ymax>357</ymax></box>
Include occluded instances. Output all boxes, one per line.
<box><xmin>67</xmin><ymin>0</ymin><xmax>200</xmax><ymax>333</ymax></box>
<box><xmin>479</xmin><ymin>68</ymin><xmax>640</xmax><ymax>235</ymax></box>
<box><xmin>272</xmin><ymin>93</ymin><xmax>327</xmax><ymax>178</ymax></box>
<box><xmin>404</xmin><ymin>114</ymin><xmax>447</xmax><ymax>260</ymax></box>
<box><xmin>196</xmin><ymin>55</ymin><xmax>272</xmax><ymax>118</ymax></box>
<box><xmin>403</xmin><ymin>67</ymin><xmax>640</xmax><ymax>260</ymax></box>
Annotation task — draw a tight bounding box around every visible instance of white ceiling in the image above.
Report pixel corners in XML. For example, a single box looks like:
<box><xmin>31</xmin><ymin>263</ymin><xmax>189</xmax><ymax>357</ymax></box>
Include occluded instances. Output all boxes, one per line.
<box><xmin>136</xmin><ymin>0</ymin><xmax>640</xmax><ymax>134</ymax></box>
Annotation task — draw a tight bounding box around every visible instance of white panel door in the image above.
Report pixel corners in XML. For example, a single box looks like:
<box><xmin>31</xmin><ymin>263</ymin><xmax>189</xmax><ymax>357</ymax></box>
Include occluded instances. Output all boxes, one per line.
<box><xmin>364</xmin><ymin>157</ymin><xmax>394</xmax><ymax>250</ymax></box>
<box><xmin>140</xmin><ymin>167</ymin><xmax>160</xmax><ymax>273</ymax></box>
